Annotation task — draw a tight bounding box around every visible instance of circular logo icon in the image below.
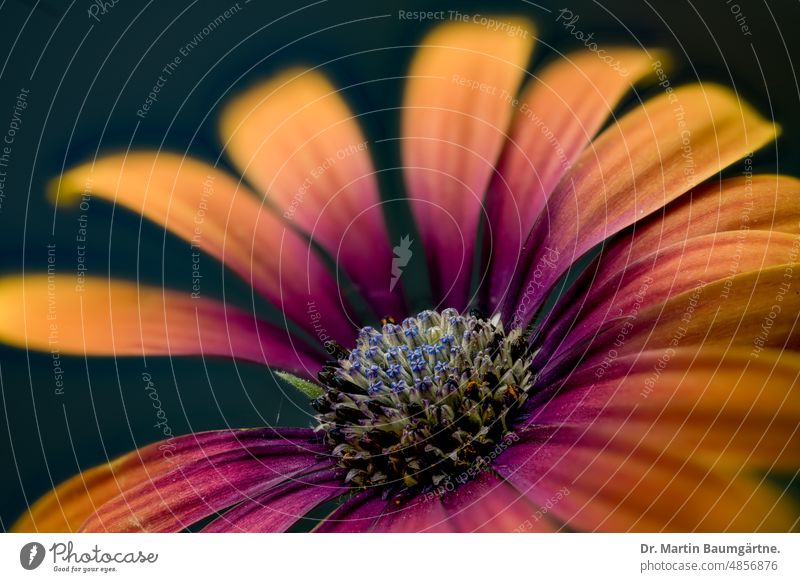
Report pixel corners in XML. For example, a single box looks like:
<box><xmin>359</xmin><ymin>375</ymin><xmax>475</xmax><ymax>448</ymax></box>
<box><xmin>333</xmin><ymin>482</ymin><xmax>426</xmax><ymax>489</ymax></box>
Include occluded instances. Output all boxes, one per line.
<box><xmin>19</xmin><ymin>542</ymin><xmax>46</xmax><ymax>570</ymax></box>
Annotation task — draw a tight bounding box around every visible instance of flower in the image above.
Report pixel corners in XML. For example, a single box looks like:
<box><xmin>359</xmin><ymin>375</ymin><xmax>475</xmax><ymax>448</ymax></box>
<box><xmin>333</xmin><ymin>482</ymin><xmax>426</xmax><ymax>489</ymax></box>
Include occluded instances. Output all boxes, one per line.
<box><xmin>3</xmin><ymin>16</ymin><xmax>799</xmax><ymax>533</ymax></box>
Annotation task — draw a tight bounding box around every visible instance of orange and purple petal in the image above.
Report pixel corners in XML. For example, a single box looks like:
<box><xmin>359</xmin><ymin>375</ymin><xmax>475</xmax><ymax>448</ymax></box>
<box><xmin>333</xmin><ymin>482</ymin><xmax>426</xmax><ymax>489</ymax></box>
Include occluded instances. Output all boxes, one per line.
<box><xmin>52</xmin><ymin>153</ymin><xmax>356</xmax><ymax>345</ymax></box>
<box><xmin>541</xmin><ymin>230</ymin><xmax>800</xmax><ymax>364</ymax></box>
<box><xmin>498</xmin><ymin>348</ymin><xmax>800</xmax><ymax>531</ymax></box>
<box><xmin>483</xmin><ymin>48</ymin><xmax>661</xmax><ymax>311</ymax></box>
<box><xmin>13</xmin><ymin>428</ymin><xmax>324</xmax><ymax>532</ymax></box>
<box><xmin>505</xmin><ymin>84</ymin><xmax>778</xmax><ymax>326</ymax></box>
<box><xmin>220</xmin><ymin>70</ymin><xmax>405</xmax><ymax>319</ymax></box>
<box><xmin>586</xmin><ymin>175</ymin><xmax>800</xmax><ymax>287</ymax></box>
<box><xmin>569</xmin><ymin>266</ymin><xmax>800</xmax><ymax>367</ymax></box>
<box><xmin>402</xmin><ymin>17</ymin><xmax>535</xmax><ymax>310</ymax></box>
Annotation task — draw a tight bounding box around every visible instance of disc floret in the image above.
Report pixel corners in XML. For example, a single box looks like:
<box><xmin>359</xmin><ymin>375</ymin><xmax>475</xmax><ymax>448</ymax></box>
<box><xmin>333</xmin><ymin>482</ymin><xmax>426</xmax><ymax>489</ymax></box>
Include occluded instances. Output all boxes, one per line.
<box><xmin>313</xmin><ymin>308</ymin><xmax>535</xmax><ymax>491</ymax></box>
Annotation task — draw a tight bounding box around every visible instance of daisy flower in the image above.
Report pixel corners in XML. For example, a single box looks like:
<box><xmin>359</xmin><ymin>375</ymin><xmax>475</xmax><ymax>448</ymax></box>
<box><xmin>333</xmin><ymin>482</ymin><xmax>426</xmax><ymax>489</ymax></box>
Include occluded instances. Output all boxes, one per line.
<box><xmin>3</xmin><ymin>17</ymin><xmax>799</xmax><ymax>533</ymax></box>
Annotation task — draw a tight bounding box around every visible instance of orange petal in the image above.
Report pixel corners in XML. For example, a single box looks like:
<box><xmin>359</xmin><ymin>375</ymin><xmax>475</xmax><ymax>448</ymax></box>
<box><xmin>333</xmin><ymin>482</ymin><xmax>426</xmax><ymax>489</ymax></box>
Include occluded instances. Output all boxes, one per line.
<box><xmin>13</xmin><ymin>461</ymin><xmax>123</xmax><ymax>533</ymax></box>
<box><xmin>50</xmin><ymin>152</ymin><xmax>355</xmax><ymax>344</ymax></box>
<box><xmin>0</xmin><ymin>275</ymin><xmax>321</xmax><ymax>374</ymax></box>
<box><xmin>219</xmin><ymin>70</ymin><xmax>404</xmax><ymax>318</ymax></box>
<box><xmin>483</xmin><ymin>47</ymin><xmax>664</xmax><ymax>311</ymax></box>
<box><xmin>402</xmin><ymin>17</ymin><xmax>535</xmax><ymax>310</ymax></box>
<box><xmin>508</xmin><ymin>84</ymin><xmax>779</xmax><ymax>325</ymax></box>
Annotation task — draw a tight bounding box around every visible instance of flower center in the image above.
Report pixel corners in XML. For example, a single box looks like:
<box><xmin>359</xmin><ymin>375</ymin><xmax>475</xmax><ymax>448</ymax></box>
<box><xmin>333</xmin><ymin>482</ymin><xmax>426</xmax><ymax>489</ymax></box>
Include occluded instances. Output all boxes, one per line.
<box><xmin>313</xmin><ymin>309</ymin><xmax>535</xmax><ymax>492</ymax></box>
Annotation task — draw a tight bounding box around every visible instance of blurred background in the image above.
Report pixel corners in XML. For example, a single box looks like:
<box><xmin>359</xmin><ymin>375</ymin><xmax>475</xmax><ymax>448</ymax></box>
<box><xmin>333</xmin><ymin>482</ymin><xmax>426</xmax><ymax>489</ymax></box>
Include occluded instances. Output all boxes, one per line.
<box><xmin>1</xmin><ymin>0</ymin><xmax>799</xmax><ymax>529</ymax></box>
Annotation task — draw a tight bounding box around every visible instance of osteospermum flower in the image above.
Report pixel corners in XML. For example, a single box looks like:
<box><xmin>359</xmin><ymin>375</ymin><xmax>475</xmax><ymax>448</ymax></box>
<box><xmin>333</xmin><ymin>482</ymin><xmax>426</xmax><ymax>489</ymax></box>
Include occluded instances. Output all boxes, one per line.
<box><xmin>3</xmin><ymin>17</ymin><xmax>799</xmax><ymax>533</ymax></box>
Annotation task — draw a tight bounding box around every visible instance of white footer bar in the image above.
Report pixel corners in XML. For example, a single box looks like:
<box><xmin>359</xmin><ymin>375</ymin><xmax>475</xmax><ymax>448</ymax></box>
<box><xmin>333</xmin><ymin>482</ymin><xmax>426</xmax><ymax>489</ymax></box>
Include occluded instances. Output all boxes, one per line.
<box><xmin>1</xmin><ymin>533</ymin><xmax>798</xmax><ymax>581</ymax></box>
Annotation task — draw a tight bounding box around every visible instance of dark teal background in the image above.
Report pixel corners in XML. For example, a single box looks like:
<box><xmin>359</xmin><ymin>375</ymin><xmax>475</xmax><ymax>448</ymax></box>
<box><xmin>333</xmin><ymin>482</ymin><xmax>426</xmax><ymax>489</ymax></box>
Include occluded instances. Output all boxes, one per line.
<box><xmin>1</xmin><ymin>0</ymin><xmax>799</xmax><ymax>530</ymax></box>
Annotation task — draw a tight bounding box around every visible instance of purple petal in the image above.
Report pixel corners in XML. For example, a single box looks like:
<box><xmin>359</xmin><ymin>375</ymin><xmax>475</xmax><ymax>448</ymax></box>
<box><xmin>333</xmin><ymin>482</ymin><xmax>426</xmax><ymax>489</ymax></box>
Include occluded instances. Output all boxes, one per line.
<box><xmin>368</xmin><ymin>491</ymin><xmax>454</xmax><ymax>533</ymax></box>
<box><xmin>314</xmin><ymin>488</ymin><xmax>392</xmax><ymax>532</ymax></box>
<box><xmin>203</xmin><ymin>468</ymin><xmax>346</xmax><ymax>532</ymax></box>
<box><xmin>79</xmin><ymin>429</ymin><xmax>328</xmax><ymax>532</ymax></box>
<box><xmin>438</xmin><ymin>471</ymin><xmax>551</xmax><ymax>532</ymax></box>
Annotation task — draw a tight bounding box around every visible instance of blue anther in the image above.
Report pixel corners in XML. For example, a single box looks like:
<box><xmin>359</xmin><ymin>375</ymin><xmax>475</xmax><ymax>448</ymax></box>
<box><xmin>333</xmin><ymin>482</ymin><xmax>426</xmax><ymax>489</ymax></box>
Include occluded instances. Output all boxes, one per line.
<box><xmin>390</xmin><ymin>380</ymin><xmax>408</xmax><ymax>393</ymax></box>
<box><xmin>411</xmin><ymin>359</ymin><xmax>427</xmax><ymax>373</ymax></box>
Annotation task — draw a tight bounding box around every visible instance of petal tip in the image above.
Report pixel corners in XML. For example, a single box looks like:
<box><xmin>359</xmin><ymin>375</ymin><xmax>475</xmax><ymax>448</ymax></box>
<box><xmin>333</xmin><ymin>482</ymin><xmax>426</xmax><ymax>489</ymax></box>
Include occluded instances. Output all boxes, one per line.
<box><xmin>46</xmin><ymin>168</ymin><xmax>88</xmax><ymax>207</ymax></box>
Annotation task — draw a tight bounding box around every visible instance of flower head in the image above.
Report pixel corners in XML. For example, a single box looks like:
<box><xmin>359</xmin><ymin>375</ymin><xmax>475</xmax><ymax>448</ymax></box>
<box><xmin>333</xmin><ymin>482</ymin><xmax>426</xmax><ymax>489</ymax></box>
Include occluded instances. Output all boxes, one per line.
<box><xmin>3</xmin><ymin>16</ymin><xmax>799</xmax><ymax>533</ymax></box>
<box><xmin>315</xmin><ymin>309</ymin><xmax>533</xmax><ymax>490</ymax></box>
